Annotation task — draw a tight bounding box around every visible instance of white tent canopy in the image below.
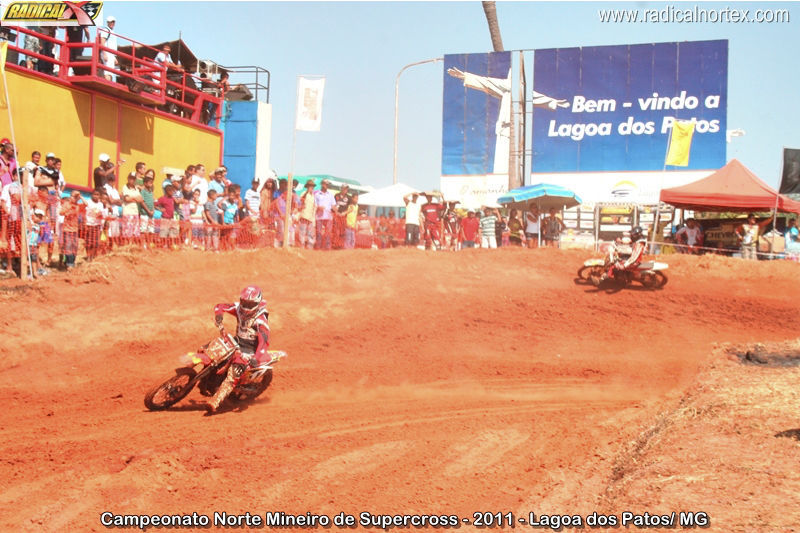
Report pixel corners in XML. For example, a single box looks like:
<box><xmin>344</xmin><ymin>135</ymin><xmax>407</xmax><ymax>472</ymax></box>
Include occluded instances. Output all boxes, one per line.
<box><xmin>359</xmin><ymin>183</ymin><xmax>418</xmax><ymax>207</ymax></box>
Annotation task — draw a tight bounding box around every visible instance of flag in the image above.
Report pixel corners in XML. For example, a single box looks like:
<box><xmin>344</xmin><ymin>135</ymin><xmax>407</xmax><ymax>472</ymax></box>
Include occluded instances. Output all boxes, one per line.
<box><xmin>295</xmin><ymin>77</ymin><xmax>325</xmax><ymax>132</ymax></box>
<box><xmin>0</xmin><ymin>41</ymin><xmax>7</xmax><ymax>109</ymax></box>
<box><xmin>664</xmin><ymin>120</ymin><xmax>695</xmax><ymax>166</ymax></box>
<box><xmin>779</xmin><ymin>148</ymin><xmax>800</xmax><ymax>195</ymax></box>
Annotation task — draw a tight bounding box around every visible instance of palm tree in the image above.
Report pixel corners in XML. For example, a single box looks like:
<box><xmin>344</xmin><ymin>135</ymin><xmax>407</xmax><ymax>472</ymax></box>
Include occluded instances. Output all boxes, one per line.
<box><xmin>482</xmin><ymin>1</ymin><xmax>504</xmax><ymax>52</ymax></box>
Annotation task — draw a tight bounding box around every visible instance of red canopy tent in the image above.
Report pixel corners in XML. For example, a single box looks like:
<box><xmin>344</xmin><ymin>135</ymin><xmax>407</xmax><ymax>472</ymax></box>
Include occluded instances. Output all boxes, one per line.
<box><xmin>660</xmin><ymin>159</ymin><xmax>800</xmax><ymax>214</ymax></box>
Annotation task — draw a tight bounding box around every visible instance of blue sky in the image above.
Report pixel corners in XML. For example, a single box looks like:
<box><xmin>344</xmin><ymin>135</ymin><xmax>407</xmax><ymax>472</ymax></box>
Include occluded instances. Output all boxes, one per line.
<box><xmin>104</xmin><ymin>1</ymin><xmax>798</xmax><ymax>190</ymax></box>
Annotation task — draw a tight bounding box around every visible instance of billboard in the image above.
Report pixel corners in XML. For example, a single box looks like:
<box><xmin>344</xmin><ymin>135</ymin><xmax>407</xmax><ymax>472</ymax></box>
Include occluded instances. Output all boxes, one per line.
<box><xmin>532</xmin><ymin>40</ymin><xmax>728</xmax><ymax>173</ymax></box>
<box><xmin>442</xmin><ymin>51</ymin><xmax>512</xmax><ymax>176</ymax></box>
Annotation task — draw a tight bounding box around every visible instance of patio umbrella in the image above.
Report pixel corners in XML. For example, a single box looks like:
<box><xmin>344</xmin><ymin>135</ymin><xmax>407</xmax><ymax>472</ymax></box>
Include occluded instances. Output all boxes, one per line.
<box><xmin>497</xmin><ymin>183</ymin><xmax>582</xmax><ymax>246</ymax></box>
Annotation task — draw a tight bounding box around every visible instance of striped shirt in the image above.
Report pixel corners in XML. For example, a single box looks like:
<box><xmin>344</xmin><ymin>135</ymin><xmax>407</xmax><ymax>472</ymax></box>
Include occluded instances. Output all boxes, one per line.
<box><xmin>479</xmin><ymin>214</ymin><xmax>497</xmax><ymax>235</ymax></box>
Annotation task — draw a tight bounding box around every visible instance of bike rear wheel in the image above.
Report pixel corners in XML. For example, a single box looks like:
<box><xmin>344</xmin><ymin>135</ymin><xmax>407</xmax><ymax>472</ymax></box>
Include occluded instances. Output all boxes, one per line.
<box><xmin>231</xmin><ymin>369</ymin><xmax>273</xmax><ymax>402</ymax></box>
<box><xmin>640</xmin><ymin>271</ymin><xmax>668</xmax><ymax>289</ymax></box>
<box><xmin>144</xmin><ymin>368</ymin><xmax>197</xmax><ymax>410</ymax></box>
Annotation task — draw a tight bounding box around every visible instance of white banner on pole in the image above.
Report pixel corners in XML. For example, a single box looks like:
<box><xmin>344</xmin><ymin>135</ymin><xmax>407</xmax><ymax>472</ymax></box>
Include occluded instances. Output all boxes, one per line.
<box><xmin>295</xmin><ymin>77</ymin><xmax>325</xmax><ymax>132</ymax></box>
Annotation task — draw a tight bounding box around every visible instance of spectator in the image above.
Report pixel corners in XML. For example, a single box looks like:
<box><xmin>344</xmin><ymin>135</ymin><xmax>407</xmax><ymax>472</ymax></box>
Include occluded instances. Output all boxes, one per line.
<box><xmin>154</xmin><ymin>43</ymin><xmax>183</xmax><ymax>72</ymax></box>
<box><xmin>442</xmin><ymin>201</ymin><xmax>460</xmax><ymax>251</ymax></box>
<box><xmin>93</xmin><ymin>153</ymin><xmax>118</xmax><ymax>190</ymax></box>
<box><xmin>218</xmin><ymin>188</ymin><xmax>239</xmax><ymax>250</ymax></box>
<box><xmin>331</xmin><ymin>184</ymin><xmax>351</xmax><ymax>249</ymax></box>
<box><xmin>203</xmin><ymin>188</ymin><xmax>221</xmax><ymax>251</ymax></box>
<box><xmin>190</xmin><ymin>164</ymin><xmax>209</xmax><ymax>203</ymax></box>
<box><xmin>259</xmin><ymin>178</ymin><xmax>277</xmax><ymax>226</ymax></box>
<box><xmin>344</xmin><ymin>194</ymin><xmax>359</xmax><ymax>249</ymax></box>
<box><xmin>375</xmin><ymin>215</ymin><xmax>391</xmax><ymax>249</ymax></box>
<box><xmin>386</xmin><ymin>210</ymin><xmax>402</xmax><ymax>247</ymax></box>
<box><xmin>139</xmin><ymin>172</ymin><xmax>156</xmax><ymax>245</ymax></box>
<box><xmin>35</xmin><ymin>196</ymin><xmax>54</xmax><ymax>267</ymax></box>
<box><xmin>479</xmin><ymin>207</ymin><xmax>499</xmax><ymax>249</ymax></box>
<box><xmin>736</xmin><ymin>213</ymin><xmax>771</xmax><ymax>260</ymax></box>
<box><xmin>507</xmin><ymin>209</ymin><xmax>525</xmax><ymax>246</ymax></box>
<box><xmin>23</xmin><ymin>26</ymin><xmax>41</xmax><ymax>70</ymax></box>
<box><xmin>273</xmin><ymin>181</ymin><xmax>296</xmax><ymax>248</ymax></box>
<box><xmin>189</xmin><ymin>189</ymin><xmax>204</xmax><ymax>248</ymax></box>
<box><xmin>97</xmin><ymin>16</ymin><xmax>118</xmax><ymax>81</ymax></box>
<box><xmin>675</xmin><ymin>218</ymin><xmax>704</xmax><ymax>254</ymax></box>
<box><xmin>244</xmin><ymin>178</ymin><xmax>261</xmax><ymax>218</ymax></box>
<box><xmin>403</xmin><ymin>192</ymin><xmax>422</xmax><ymax>246</ymax></box>
<box><xmin>420</xmin><ymin>192</ymin><xmax>445</xmax><ymax>250</ymax></box>
<box><xmin>84</xmin><ymin>188</ymin><xmax>106</xmax><ymax>261</ymax></box>
<box><xmin>525</xmin><ymin>205</ymin><xmax>540</xmax><ymax>248</ymax></box>
<box><xmin>121</xmin><ymin>172</ymin><xmax>142</xmax><ymax>243</ymax></box>
<box><xmin>785</xmin><ymin>218</ymin><xmax>800</xmax><ymax>255</ymax></box>
<box><xmin>36</xmin><ymin>26</ymin><xmax>55</xmax><ymax>76</ymax></box>
<box><xmin>496</xmin><ymin>213</ymin><xmax>507</xmax><ymax>247</ymax></box>
<box><xmin>460</xmin><ymin>210</ymin><xmax>479</xmax><ymax>249</ymax></box>
<box><xmin>154</xmin><ymin>183</ymin><xmax>178</xmax><ymax>247</ymax></box>
<box><xmin>297</xmin><ymin>179</ymin><xmax>316</xmax><ymax>249</ymax></box>
<box><xmin>314</xmin><ymin>179</ymin><xmax>336</xmax><ymax>250</ymax></box>
<box><xmin>101</xmin><ymin>190</ymin><xmax>121</xmax><ymax>249</ymax></box>
<box><xmin>24</xmin><ymin>151</ymin><xmax>41</xmax><ymax>182</ymax></box>
<box><xmin>30</xmin><ymin>209</ymin><xmax>48</xmax><ymax>276</ymax></box>
<box><xmin>134</xmin><ymin>161</ymin><xmax>147</xmax><ymax>186</ymax></box>
<box><xmin>356</xmin><ymin>207</ymin><xmax>373</xmax><ymax>248</ymax></box>
<box><xmin>59</xmin><ymin>190</ymin><xmax>81</xmax><ymax>268</ymax></box>
<box><xmin>103</xmin><ymin>168</ymin><xmax>122</xmax><ymax>207</ymax></box>
<box><xmin>0</xmin><ymin>139</ymin><xmax>17</xmax><ymax>187</ymax></box>
<box><xmin>208</xmin><ymin>167</ymin><xmax>226</xmax><ymax>196</ymax></box>
<box><xmin>52</xmin><ymin>157</ymin><xmax>66</xmax><ymax>192</ymax></box>
<box><xmin>34</xmin><ymin>152</ymin><xmax>57</xmax><ymax>189</ymax></box>
<box><xmin>542</xmin><ymin>208</ymin><xmax>563</xmax><ymax>248</ymax></box>
<box><xmin>65</xmin><ymin>23</ymin><xmax>89</xmax><ymax>64</ymax></box>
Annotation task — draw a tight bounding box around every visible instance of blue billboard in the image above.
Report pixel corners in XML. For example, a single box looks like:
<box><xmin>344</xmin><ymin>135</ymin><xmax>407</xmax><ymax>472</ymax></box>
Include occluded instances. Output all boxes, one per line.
<box><xmin>532</xmin><ymin>40</ymin><xmax>728</xmax><ymax>172</ymax></box>
<box><xmin>442</xmin><ymin>52</ymin><xmax>512</xmax><ymax>176</ymax></box>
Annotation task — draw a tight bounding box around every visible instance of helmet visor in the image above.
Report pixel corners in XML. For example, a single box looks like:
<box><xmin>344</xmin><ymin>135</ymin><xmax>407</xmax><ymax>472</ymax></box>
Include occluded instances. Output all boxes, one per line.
<box><xmin>240</xmin><ymin>299</ymin><xmax>259</xmax><ymax>311</ymax></box>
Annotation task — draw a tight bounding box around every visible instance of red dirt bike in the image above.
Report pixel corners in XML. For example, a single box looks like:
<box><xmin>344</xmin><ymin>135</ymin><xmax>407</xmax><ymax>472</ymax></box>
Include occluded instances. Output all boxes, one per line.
<box><xmin>144</xmin><ymin>327</ymin><xmax>287</xmax><ymax>411</ymax></box>
<box><xmin>580</xmin><ymin>242</ymin><xmax>668</xmax><ymax>290</ymax></box>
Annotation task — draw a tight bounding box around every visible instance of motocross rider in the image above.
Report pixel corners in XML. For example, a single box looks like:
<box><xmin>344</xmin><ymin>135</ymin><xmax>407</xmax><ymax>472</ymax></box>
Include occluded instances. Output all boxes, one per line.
<box><xmin>600</xmin><ymin>226</ymin><xmax>647</xmax><ymax>283</ymax></box>
<box><xmin>206</xmin><ymin>285</ymin><xmax>270</xmax><ymax>413</ymax></box>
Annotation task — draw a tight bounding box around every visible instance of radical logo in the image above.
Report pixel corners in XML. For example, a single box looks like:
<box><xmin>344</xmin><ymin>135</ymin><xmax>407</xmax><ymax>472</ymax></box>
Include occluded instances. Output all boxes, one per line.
<box><xmin>1</xmin><ymin>1</ymin><xmax>102</xmax><ymax>26</ymax></box>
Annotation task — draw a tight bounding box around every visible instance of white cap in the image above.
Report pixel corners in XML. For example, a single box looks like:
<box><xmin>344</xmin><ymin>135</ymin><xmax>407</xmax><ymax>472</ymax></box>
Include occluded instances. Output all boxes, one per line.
<box><xmin>34</xmin><ymin>208</ymin><xmax>45</xmax><ymax>216</ymax></box>
<box><xmin>98</xmin><ymin>153</ymin><xmax>110</xmax><ymax>162</ymax></box>
<box><xmin>107</xmin><ymin>15</ymin><xmax>116</xmax><ymax>22</ymax></box>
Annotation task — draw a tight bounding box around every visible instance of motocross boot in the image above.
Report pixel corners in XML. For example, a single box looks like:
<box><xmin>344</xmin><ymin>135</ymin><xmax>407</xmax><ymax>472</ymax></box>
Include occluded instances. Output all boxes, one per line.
<box><xmin>205</xmin><ymin>376</ymin><xmax>234</xmax><ymax>413</ymax></box>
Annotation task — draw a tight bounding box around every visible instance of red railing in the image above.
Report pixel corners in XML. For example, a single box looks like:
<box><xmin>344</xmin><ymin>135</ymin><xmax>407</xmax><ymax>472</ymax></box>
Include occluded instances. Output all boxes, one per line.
<box><xmin>5</xmin><ymin>26</ymin><xmax>224</xmax><ymax>127</ymax></box>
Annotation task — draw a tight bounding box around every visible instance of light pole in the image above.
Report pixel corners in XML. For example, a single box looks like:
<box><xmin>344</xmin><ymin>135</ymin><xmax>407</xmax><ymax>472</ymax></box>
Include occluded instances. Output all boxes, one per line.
<box><xmin>393</xmin><ymin>57</ymin><xmax>442</xmax><ymax>185</ymax></box>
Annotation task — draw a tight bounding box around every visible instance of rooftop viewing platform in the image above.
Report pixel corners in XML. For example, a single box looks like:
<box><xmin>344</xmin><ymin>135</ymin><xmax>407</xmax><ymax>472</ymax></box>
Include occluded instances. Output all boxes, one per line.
<box><xmin>0</xmin><ymin>24</ymin><xmax>270</xmax><ymax>129</ymax></box>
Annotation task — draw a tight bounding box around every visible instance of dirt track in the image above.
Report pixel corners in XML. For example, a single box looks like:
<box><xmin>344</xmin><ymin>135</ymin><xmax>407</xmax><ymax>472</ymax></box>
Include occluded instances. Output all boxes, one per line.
<box><xmin>1</xmin><ymin>248</ymin><xmax>798</xmax><ymax>532</ymax></box>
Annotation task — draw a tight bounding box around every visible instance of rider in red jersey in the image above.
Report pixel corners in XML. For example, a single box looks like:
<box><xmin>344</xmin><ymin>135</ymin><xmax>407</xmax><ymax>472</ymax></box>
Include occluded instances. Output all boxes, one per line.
<box><xmin>206</xmin><ymin>285</ymin><xmax>270</xmax><ymax>412</ymax></box>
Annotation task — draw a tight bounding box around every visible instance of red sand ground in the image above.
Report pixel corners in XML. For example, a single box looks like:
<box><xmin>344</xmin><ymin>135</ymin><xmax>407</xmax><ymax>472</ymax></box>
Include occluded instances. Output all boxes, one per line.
<box><xmin>0</xmin><ymin>248</ymin><xmax>798</xmax><ymax>532</ymax></box>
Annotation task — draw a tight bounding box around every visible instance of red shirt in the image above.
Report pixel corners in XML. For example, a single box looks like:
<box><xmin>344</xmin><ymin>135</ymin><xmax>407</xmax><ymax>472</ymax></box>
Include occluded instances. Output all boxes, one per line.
<box><xmin>421</xmin><ymin>202</ymin><xmax>444</xmax><ymax>224</ymax></box>
<box><xmin>155</xmin><ymin>195</ymin><xmax>175</xmax><ymax>219</ymax></box>
<box><xmin>461</xmin><ymin>217</ymin><xmax>479</xmax><ymax>241</ymax></box>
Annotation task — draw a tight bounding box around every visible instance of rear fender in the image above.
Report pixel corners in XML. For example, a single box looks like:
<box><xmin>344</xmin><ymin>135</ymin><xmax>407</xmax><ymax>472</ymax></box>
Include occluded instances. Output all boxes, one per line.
<box><xmin>583</xmin><ymin>258</ymin><xmax>605</xmax><ymax>267</ymax></box>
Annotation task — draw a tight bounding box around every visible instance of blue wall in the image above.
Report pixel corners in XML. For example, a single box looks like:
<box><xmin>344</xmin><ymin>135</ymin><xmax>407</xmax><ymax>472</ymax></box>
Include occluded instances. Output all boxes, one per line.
<box><xmin>221</xmin><ymin>101</ymin><xmax>259</xmax><ymax>192</ymax></box>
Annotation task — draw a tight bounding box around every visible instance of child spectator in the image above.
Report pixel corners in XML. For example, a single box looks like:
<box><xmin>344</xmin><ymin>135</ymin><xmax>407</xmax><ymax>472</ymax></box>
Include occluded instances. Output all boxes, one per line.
<box><xmin>154</xmin><ymin>183</ymin><xmax>178</xmax><ymax>248</ymax></box>
<box><xmin>28</xmin><ymin>209</ymin><xmax>44</xmax><ymax>277</ymax></box>
<box><xmin>59</xmin><ymin>191</ymin><xmax>81</xmax><ymax>269</ymax></box>
<box><xmin>138</xmin><ymin>172</ymin><xmax>156</xmax><ymax>247</ymax></box>
<box><xmin>121</xmin><ymin>172</ymin><xmax>142</xmax><ymax>244</ymax></box>
<box><xmin>85</xmin><ymin>189</ymin><xmax>106</xmax><ymax>261</ymax></box>
<box><xmin>189</xmin><ymin>189</ymin><xmax>204</xmax><ymax>248</ymax></box>
<box><xmin>344</xmin><ymin>194</ymin><xmax>359</xmax><ymax>249</ymax></box>
<box><xmin>203</xmin><ymin>188</ymin><xmax>221</xmax><ymax>251</ymax></box>
<box><xmin>375</xmin><ymin>215</ymin><xmax>391</xmax><ymax>249</ymax></box>
<box><xmin>218</xmin><ymin>188</ymin><xmax>239</xmax><ymax>251</ymax></box>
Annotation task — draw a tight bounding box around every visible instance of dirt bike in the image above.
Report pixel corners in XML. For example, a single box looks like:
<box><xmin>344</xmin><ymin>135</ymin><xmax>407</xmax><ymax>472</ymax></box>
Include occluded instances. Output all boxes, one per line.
<box><xmin>144</xmin><ymin>327</ymin><xmax>287</xmax><ymax>411</ymax></box>
<box><xmin>582</xmin><ymin>242</ymin><xmax>668</xmax><ymax>289</ymax></box>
